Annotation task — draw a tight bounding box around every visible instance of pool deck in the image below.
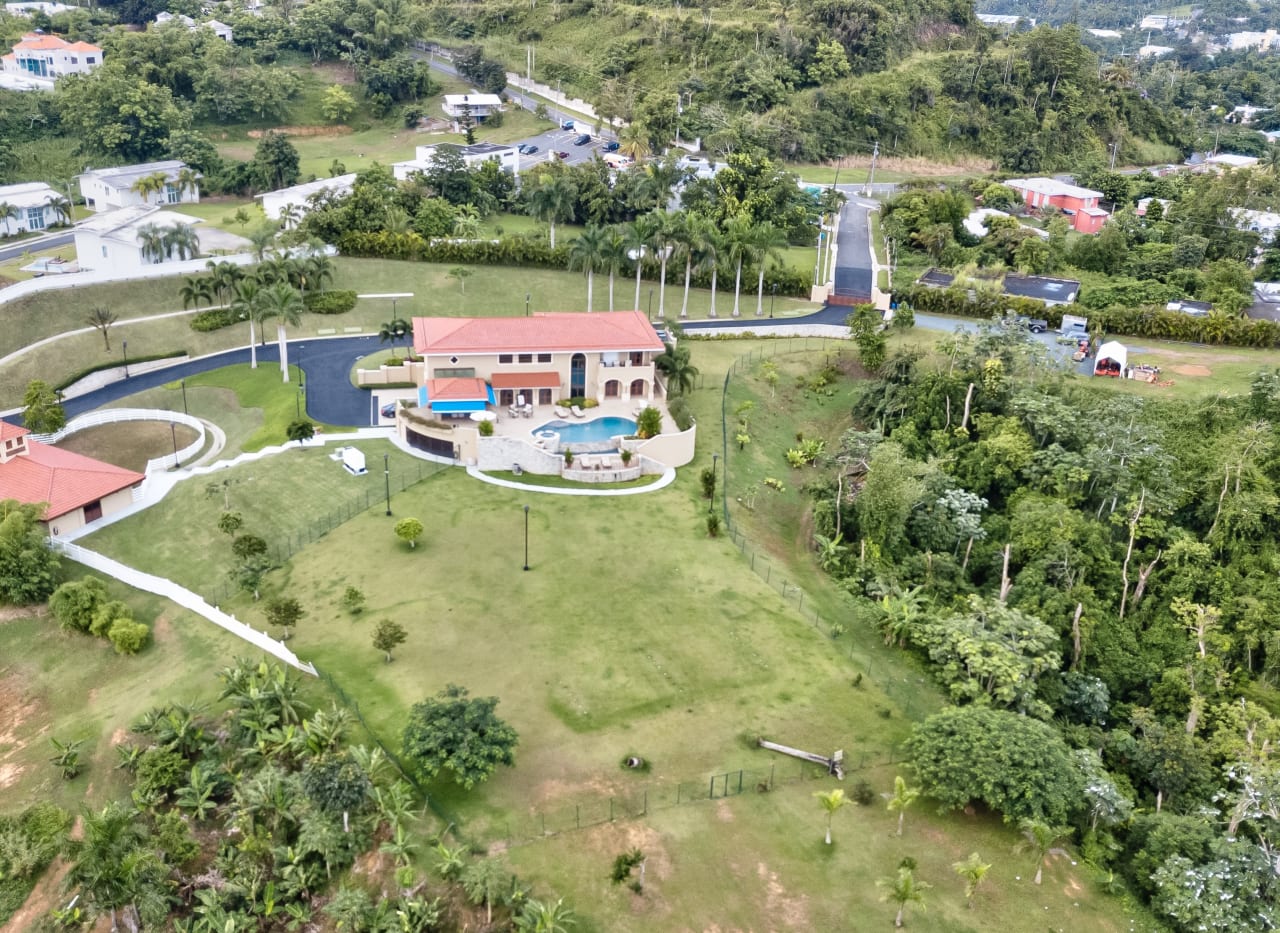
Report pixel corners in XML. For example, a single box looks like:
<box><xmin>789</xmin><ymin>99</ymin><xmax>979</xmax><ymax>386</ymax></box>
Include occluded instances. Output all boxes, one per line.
<box><xmin>482</xmin><ymin>397</ymin><xmax>661</xmax><ymax>441</ymax></box>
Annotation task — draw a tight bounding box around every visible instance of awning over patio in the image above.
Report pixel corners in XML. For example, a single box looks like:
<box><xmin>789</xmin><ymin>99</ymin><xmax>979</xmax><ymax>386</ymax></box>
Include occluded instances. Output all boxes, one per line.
<box><xmin>490</xmin><ymin>372</ymin><xmax>561</xmax><ymax>389</ymax></box>
<box><xmin>419</xmin><ymin>378</ymin><xmax>496</xmax><ymax>414</ymax></box>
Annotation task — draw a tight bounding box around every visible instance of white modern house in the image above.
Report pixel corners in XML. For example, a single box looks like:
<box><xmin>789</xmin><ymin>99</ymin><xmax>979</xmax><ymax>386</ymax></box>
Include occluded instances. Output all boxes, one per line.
<box><xmin>155</xmin><ymin>12</ymin><xmax>233</xmax><ymax>42</ymax></box>
<box><xmin>73</xmin><ymin>206</ymin><xmax>203</xmax><ymax>272</ymax></box>
<box><xmin>5</xmin><ymin>3</ymin><xmax>76</xmax><ymax>14</ymax></box>
<box><xmin>258</xmin><ymin>173</ymin><xmax>357</xmax><ymax>224</ymax></box>
<box><xmin>0</xmin><ymin>181</ymin><xmax>64</xmax><ymax>236</ymax></box>
<box><xmin>441</xmin><ymin>93</ymin><xmax>503</xmax><ymax>121</ymax></box>
<box><xmin>393</xmin><ymin>142</ymin><xmax>519</xmax><ymax>180</ymax></box>
<box><xmin>1</xmin><ymin>31</ymin><xmax>102</xmax><ymax>84</ymax></box>
<box><xmin>78</xmin><ymin>160</ymin><xmax>199</xmax><ymax>213</ymax></box>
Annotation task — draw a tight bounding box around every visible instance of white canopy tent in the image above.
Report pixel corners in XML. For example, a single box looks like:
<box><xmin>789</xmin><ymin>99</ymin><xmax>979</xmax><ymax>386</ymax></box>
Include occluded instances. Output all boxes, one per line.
<box><xmin>1094</xmin><ymin>341</ymin><xmax>1127</xmax><ymax>377</ymax></box>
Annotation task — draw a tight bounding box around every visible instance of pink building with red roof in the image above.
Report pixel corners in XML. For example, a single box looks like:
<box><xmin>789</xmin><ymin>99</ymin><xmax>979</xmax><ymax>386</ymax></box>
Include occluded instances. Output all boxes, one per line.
<box><xmin>3</xmin><ymin>31</ymin><xmax>102</xmax><ymax>82</ymax></box>
<box><xmin>412</xmin><ymin>310</ymin><xmax>665</xmax><ymax>413</ymax></box>
<box><xmin>0</xmin><ymin>421</ymin><xmax>142</xmax><ymax>535</ymax></box>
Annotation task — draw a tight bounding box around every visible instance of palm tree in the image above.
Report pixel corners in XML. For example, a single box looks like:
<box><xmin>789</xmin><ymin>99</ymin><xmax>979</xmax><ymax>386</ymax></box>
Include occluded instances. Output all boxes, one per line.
<box><xmin>884</xmin><ymin>775</ymin><xmax>920</xmax><ymax>837</ymax></box>
<box><xmin>1014</xmin><ymin>819</ymin><xmax>1071</xmax><ymax>885</ymax></box>
<box><xmin>130</xmin><ymin>171</ymin><xmax>169</xmax><ymax>205</ymax></box>
<box><xmin>625</xmin><ymin>214</ymin><xmax>661</xmax><ymax>310</ymax></box>
<box><xmin>278</xmin><ymin>203</ymin><xmax>303</xmax><ymax>231</ymax></box>
<box><xmin>44</xmin><ymin>194</ymin><xmax>72</xmax><ymax>225</ymax></box>
<box><xmin>724</xmin><ymin>215</ymin><xmax>755</xmax><ymax>318</ymax></box>
<box><xmin>654</xmin><ymin>342</ymin><xmax>700</xmax><ymax>396</ymax></box>
<box><xmin>677</xmin><ymin>213</ymin><xmax>715</xmax><ymax>319</ymax></box>
<box><xmin>67</xmin><ymin>802</ymin><xmax>149</xmax><ymax>932</ymax></box>
<box><xmin>527</xmin><ymin>173</ymin><xmax>576</xmax><ymax>248</ymax></box>
<box><xmin>638</xmin><ymin>153</ymin><xmax>687</xmax><ymax>212</ymax></box>
<box><xmin>952</xmin><ymin>852</ymin><xmax>991</xmax><ymax>909</ymax></box>
<box><xmin>206</xmin><ymin>260</ymin><xmax>244</xmax><ymax>308</ymax></box>
<box><xmin>651</xmin><ymin>212</ymin><xmax>678</xmax><ymax>319</ymax></box>
<box><xmin>877</xmin><ymin>866</ymin><xmax>930</xmax><ymax>928</ymax></box>
<box><xmin>704</xmin><ymin>223</ymin><xmax>724</xmax><ymax>318</ymax></box>
<box><xmin>568</xmin><ymin>224</ymin><xmax>608</xmax><ymax>312</ymax></box>
<box><xmin>163</xmin><ymin>223</ymin><xmax>200</xmax><ymax>260</ymax></box>
<box><xmin>600</xmin><ymin>226</ymin><xmax>629</xmax><ymax>311</ymax></box>
<box><xmin>303</xmin><ymin>253</ymin><xmax>334</xmax><ymax>295</ymax></box>
<box><xmin>617</xmin><ymin>123</ymin><xmax>651</xmax><ymax>163</ymax></box>
<box><xmin>0</xmin><ymin>201</ymin><xmax>18</xmax><ymax>234</ymax></box>
<box><xmin>86</xmin><ymin>306</ymin><xmax>118</xmax><ymax>350</ymax></box>
<box><xmin>175</xmin><ymin>166</ymin><xmax>200</xmax><ymax>200</ymax></box>
<box><xmin>231</xmin><ymin>280</ymin><xmax>266</xmax><ymax>369</ymax></box>
<box><xmin>378</xmin><ymin>317</ymin><xmax>411</xmax><ymax>354</ymax></box>
<box><xmin>752</xmin><ymin>220</ymin><xmax>788</xmax><ymax>316</ymax></box>
<box><xmin>814</xmin><ymin>788</ymin><xmax>847</xmax><ymax>844</ymax></box>
<box><xmin>460</xmin><ymin>858</ymin><xmax>509</xmax><ymax>927</ymax></box>
<box><xmin>248</xmin><ymin>223</ymin><xmax>279</xmax><ymax>263</ymax></box>
<box><xmin>136</xmin><ymin>223</ymin><xmax>168</xmax><ymax>264</ymax></box>
<box><xmin>259</xmin><ymin>282</ymin><xmax>305</xmax><ymax>382</ymax></box>
<box><xmin>179</xmin><ymin>277</ymin><xmax>211</xmax><ymax>312</ymax></box>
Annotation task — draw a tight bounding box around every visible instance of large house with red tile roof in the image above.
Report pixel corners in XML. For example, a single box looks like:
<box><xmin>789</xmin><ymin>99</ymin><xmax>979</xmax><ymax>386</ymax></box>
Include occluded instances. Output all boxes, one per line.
<box><xmin>0</xmin><ymin>422</ymin><xmax>143</xmax><ymax>535</ymax></box>
<box><xmin>2</xmin><ymin>31</ymin><xmax>102</xmax><ymax>82</ymax></box>
<box><xmin>411</xmin><ymin>311</ymin><xmax>665</xmax><ymax>413</ymax></box>
<box><xmin>1004</xmin><ymin>177</ymin><xmax>1110</xmax><ymax>234</ymax></box>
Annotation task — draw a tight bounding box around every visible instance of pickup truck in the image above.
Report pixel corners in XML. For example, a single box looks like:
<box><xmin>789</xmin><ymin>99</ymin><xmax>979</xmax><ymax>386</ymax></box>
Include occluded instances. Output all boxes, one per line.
<box><xmin>1001</xmin><ymin>314</ymin><xmax>1048</xmax><ymax>333</ymax></box>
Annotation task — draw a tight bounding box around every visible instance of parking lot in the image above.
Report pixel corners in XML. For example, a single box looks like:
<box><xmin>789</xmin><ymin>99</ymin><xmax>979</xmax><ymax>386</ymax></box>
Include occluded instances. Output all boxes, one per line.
<box><xmin>512</xmin><ymin>124</ymin><xmax>617</xmax><ymax>169</ymax></box>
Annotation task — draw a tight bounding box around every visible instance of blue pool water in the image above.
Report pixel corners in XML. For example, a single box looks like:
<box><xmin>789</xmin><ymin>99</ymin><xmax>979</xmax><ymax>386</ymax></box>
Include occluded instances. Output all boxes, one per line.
<box><xmin>534</xmin><ymin>417</ymin><xmax>636</xmax><ymax>443</ymax></box>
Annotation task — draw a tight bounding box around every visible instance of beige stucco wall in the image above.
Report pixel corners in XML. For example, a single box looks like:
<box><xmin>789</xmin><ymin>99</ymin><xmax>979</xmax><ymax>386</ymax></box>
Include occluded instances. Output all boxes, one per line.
<box><xmin>45</xmin><ymin>485</ymin><xmax>137</xmax><ymax>536</ymax></box>
<box><xmin>632</xmin><ymin>422</ymin><xmax>696</xmax><ymax>468</ymax></box>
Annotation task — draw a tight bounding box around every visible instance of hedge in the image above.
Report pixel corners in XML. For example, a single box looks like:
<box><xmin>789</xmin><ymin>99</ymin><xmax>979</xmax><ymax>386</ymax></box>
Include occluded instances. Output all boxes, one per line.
<box><xmin>191</xmin><ymin>307</ymin><xmax>241</xmax><ymax>333</ymax></box>
<box><xmin>896</xmin><ymin>284</ymin><xmax>1280</xmax><ymax>349</ymax></box>
<box><xmin>56</xmin><ymin>351</ymin><xmax>189</xmax><ymax>392</ymax></box>
<box><xmin>305</xmin><ymin>289</ymin><xmax>357</xmax><ymax>314</ymax></box>
<box><xmin>336</xmin><ymin>233</ymin><xmax>814</xmax><ymax>299</ymax></box>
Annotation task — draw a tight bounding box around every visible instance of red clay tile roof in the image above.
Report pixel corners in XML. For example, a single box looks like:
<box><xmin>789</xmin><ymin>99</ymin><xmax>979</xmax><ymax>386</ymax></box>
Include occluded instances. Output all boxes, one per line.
<box><xmin>414</xmin><ymin>311</ymin><xmax>664</xmax><ymax>356</ymax></box>
<box><xmin>0</xmin><ymin>438</ymin><xmax>143</xmax><ymax>520</ymax></box>
<box><xmin>66</xmin><ymin>41</ymin><xmax>102</xmax><ymax>52</ymax></box>
<box><xmin>14</xmin><ymin>33</ymin><xmax>99</xmax><ymax>52</ymax></box>
<box><xmin>489</xmin><ymin>372</ymin><xmax>561</xmax><ymax>389</ymax></box>
<box><xmin>425</xmin><ymin>377</ymin><xmax>490</xmax><ymax>401</ymax></box>
<box><xmin>0</xmin><ymin>422</ymin><xmax>29</xmax><ymax>442</ymax></box>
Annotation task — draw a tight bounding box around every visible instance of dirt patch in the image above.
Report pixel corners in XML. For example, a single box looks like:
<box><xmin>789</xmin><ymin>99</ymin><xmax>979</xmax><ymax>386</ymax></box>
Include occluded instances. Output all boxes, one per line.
<box><xmin>756</xmin><ymin>861</ymin><xmax>811</xmax><ymax>929</ymax></box>
<box><xmin>247</xmin><ymin>125</ymin><xmax>355</xmax><ymax>139</ymax></box>
<box><xmin>1171</xmin><ymin>364</ymin><xmax>1212</xmax><ymax>377</ymax></box>
<box><xmin>530</xmin><ymin>776</ymin><xmax>621</xmax><ymax>807</ymax></box>
<box><xmin>0</xmin><ymin>674</ymin><xmax>44</xmax><ymax>757</ymax></box>
<box><xmin>715</xmin><ymin>799</ymin><xmax>734</xmax><ymax>823</ymax></box>
<box><xmin>151</xmin><ymin>614</ymin><xmax>173</xmax><ymax>644</ymax></box>
<box><xmin>1</xmin><ymin>857</ymin><xmax>71</xmax><ymax>933</ymax></box>
<box><xmin>307</xmin><ymin>61</ymin><xmax>357</xmax><ymax>85</ymax></box>
<box><xmin>0</xmin><ymin>763</ymin><xmax>24</xmax><ymax>790</ymax></box>
<box><xmin>824</xmin><ymin>153</ymin><xmax>996</xmax><ymax>177</ymax></box>
<box><xmin>0</xmin><ymin>604</ymin><xmax>45</xmax><ymax>624</ymax></box>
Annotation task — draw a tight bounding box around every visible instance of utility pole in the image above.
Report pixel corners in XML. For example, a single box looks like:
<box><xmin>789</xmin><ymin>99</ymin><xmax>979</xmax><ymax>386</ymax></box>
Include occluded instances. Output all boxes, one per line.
<box><xmin>1109</xmin><ymin>141</ymin><xmax>1119</xmax><ymax>171</ymax></box>
<box><xmin>865</xmin><ymin>141</ymin><xmax>879</xmax><ymax>196</ymax></box>
<box><xmin>526</xmin><ymin>45</ymin><xmax>531</xmax><ymax>85</ymax></box>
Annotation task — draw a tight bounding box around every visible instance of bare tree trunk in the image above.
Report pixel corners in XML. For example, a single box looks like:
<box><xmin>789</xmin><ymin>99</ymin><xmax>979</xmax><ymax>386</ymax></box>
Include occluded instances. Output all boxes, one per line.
<box><xmin>944</xmin><ymin>394</ymin><xmax>952</xmax><ymax>430</ymax></box>
<box><xmin>1208</xmin><ymin>463</ymin><xmax>1231</xmax><ymax>539</ymax></box>
<box><xmin>835</xmin><ymin>473</ymin><xmax>843</xmax><ymax>538</ymax></box>
<box><xmin>998</xmin><ymin>544</ymin><xmax>1012</xmax><ymax>602</ymax></box>
<box><xmin>1156</xmin><ymin>789</ymin><xmax>1164</xmax><ymax>813</ymax></box>
<box><xmin>962</xmin><ymin>535</ymin><xmax>974</xmax><ymax>571</ymax></box>
<box><xmin>1133</xmin><ymin>551</ymin><xmax>1162</xmax><ymax>607</ymax></box>
<box><xmin>1070</xmin><ymin>602</ymin><xmax>1084</xmax><ymax>670</ymax></box>
<box><xmin>960</xmin><ymin>382</ymin><xmax>975</xmax><ymax>432</ymax></box>
<box><xmin>1118</xmin><ymin>488</ymin><xmax>1145</xmax><ymax>621</ymax></box>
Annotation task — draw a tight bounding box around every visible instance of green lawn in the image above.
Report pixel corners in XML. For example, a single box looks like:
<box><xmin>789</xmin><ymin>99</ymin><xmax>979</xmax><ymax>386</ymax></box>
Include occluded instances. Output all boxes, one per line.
<box><xmin>181</xmin><ymin>363</ymin><xmax>319</xmax><ymax>450</ymax></box>
<box><xmin>0</xmin><ymin>243</ymin><xmax>78</xmax><ymax>283</ymax></box>
<box><xmin>170</xmin><ymin>197</ymin><xmax>263</xmax><ymax>230</ymax></box>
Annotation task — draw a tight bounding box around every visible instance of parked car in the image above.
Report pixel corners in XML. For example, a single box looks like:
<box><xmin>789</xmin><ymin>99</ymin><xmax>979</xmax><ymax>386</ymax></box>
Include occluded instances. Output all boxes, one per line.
<box><xmin>517</xmin><ymin>143</ymin><xmax>536</xmax><ymax>154</ymax></box>
<box><xmin>555</xmin><ymin>151</ymin><xmax>570</xmax><ymax>159</ymax></box>
<box><xmin>561</xmin><ymin>120</ymin><xmax>576</xmax><ymax>130</ymax></box>
<box><xmin>1002</xmin><ymin>314</ymin><xmax>1048</xmax><ymax>333</ymax></box>
<box><xmin>380</xmin><ymin>401</ymin><xmax>399</xmax><ymax>419</ymax></box>
<box><xmin>603</xmin><ymin>141</ymin><xmax>620</xmax><ymax>152</ymax></box>
<box><xmin>573</xmin><ymin>133</ymin><xmax>592</xmax><ymax>146</ymax></box>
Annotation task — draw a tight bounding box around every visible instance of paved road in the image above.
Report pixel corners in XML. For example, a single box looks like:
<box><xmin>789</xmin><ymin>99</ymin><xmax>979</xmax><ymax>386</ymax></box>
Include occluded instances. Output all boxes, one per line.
<box><xmin>832</xmin><ymin>199</ymin><xmax>875</xmax><ymax>302</ymax></box>
<box><xmin>19</xmin><ymin>336</ymin><xmax>383</xmax><ymax>429</ymax></box>
<box><xmin>0</xmin><ymin>232</ymin><xmax>74</xmax><ymax>264</ymax></box>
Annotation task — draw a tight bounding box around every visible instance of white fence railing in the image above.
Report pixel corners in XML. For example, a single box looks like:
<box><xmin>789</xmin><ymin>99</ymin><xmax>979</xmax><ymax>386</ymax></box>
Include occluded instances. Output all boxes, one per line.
<box><xmin>0</xmin><ymin>253</ymin><xmax>256</xmax><ymax>307</ymax></box>
<box><xmin>54</xmin><ymin>540</ymin><xmax>318</xmax><ymax>676</ymax></box>
<box><xmin>29</xmin><ymin>408</ymin><xmax>207</xmax><ymax>473</ymax></box>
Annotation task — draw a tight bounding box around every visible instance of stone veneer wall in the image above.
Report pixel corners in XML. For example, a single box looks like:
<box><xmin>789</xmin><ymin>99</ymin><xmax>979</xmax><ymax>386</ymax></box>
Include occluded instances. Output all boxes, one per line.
<box><xmin>476</xmin><ymin>435</ymin><xmax>563</xmax><ymax>474</ymax></box>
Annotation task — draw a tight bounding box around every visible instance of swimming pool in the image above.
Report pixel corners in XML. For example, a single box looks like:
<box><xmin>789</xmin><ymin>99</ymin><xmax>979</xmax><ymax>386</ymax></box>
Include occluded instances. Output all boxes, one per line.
<box><xmin>533</xmin><ymin>417</ymin><xmax>636</xmax><ymax>444</ymax></box>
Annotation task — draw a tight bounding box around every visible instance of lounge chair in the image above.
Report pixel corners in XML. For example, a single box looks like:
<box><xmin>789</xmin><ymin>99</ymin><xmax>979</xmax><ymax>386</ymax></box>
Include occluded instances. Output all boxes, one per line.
<box><xmin>571</xmin><ymin>405</ymin><xmax>586</xmax><ymax>418</ymax></box>
<box><xmin>508</xmin><ymin>405</ymin><xmax>520</xmax><ymax>418</ymax></box>
<box><xmin>522</xmin><ymin>404</ymin><xmax>534</xmax><ymax>418</ymax></box>
<box><xmin>554</xmin><ymin>405</ymin><xmax>571</xmax><ymax>419</ymax></box>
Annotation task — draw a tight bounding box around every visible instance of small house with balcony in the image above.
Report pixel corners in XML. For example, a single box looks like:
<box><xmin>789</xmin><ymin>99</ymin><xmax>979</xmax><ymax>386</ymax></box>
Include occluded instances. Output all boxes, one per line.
<box><xmin>1004</xmin><ymin>177</ymin><xmax>1110</xmax><ymax>234</ymax></box>
<box><xmin>441</xmin><ymin>93</ymin><xmax>503</xmax><ymax>121</ymax></box>
<box><xmin>0</xmin><ymin>421</ymin><xmax>143</xmax><ymax>535</ymax></box>
<box><xmin>0</xmin><ymin>181</ymin><xmax>63</xmax><ymax>236</ymax></box>
<box><xmin>78</xmin><ymin>160</ymin><xmax>199</xmax><ymax>213</ymax></box>
<box><xmin>393</xmin><ymin>142</ymin><xmax>519</xmax><ymax>181</ymax></box>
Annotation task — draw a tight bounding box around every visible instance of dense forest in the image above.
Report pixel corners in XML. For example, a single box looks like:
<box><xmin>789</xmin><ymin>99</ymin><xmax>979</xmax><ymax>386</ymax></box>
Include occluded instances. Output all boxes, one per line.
<box><xmin>792</xmin><ymin>322</ymin><xmax>1280</xmax><ymax>932</ymax></box>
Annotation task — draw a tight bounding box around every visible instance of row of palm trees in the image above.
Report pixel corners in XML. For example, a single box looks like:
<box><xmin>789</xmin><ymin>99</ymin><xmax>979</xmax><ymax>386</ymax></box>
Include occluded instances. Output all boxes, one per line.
<box><xmin>129</xmin><ymin>167</ymin><xmax>200</xmax><ymax>205</ymax></box>
<box><xmin>565</xmin><ymin>210</ymin><xmax>790</xmax><ymax>318</ymax></box>
<box><xmin>138</xmin><ymin>221</ymin><xmax>201</xmax><ymax>264</ymax></box>
<box><xmin>181</xmin><ymin>253</ymin><xmax>334</xmax><ymax>382</ymax></box>
<box><xmin>0</xmin><ymin>194</ymin><xmax>73</xmax><ymax>234</ymax></box>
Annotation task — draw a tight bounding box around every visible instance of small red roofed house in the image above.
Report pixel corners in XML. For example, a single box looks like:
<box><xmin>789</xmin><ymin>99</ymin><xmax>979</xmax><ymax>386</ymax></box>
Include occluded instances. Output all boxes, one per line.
<box><xmin>0</xmin><ymin>421</ymin><xmax>143</xmax><ymax>535</ymax></box>
<box><xmin>1004</xmin><ymin>177</ymin><xmax>1110</xmax><ymax>234</ymax></box>
<box><xmin>2</xmin><ymin>32</ymin><xmax>103</xmax><ymax>82</ymax></box>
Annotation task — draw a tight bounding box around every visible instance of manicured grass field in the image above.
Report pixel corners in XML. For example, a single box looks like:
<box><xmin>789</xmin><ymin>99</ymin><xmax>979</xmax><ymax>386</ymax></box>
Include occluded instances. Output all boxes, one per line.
<box><xmin>55</xmin><ymin>421</ymin><xmax>200</xmax><ymax>473</ymax></box>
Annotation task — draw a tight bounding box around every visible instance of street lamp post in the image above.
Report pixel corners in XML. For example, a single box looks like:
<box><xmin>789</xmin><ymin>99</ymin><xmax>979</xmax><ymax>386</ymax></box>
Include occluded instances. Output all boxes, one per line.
<box><xmin>710</xmin><ymin>453</ymin><xmax>719</xmax><ymax>513</ymax></box>
<box><xmin>295</xmin><ymin>388</ymin><xmax>302</xmax><ymax>419</ymax></box>
<box><xmin>170</xmin><ymin>422</ymin><xmax>179</xmax><ymax>468</ymax></box>
<box><xmin>526</xmin><ymin>292</ymin><xmax>531</xmax><ymax>317</ymax></box>
<box><xmin>180</xmin><ymin>379</ymin><xmax>187</xmax><ymax>414</ymax></box>
<box><xmin>770</xmin><ymin>283</ymin><xmax>777</xmax><ymax>318</ymax></box>
<box><xmin>647</xmin><ymin>288</ymin><xmax>653</xmax><ymax>320</ymax></box>
<box><xmin>384</xmin><ymin>454</ymin><xmax>392</xmax><ymax>516</ymax></box>
<box><xmin>523</xmin><ymin>504</ymin><xmax>530</xmax><ymax>571</ymax></box>
<box><xmin>122</xmin><ymin>340</ymin><xmax>129</xmax><ymax>378</ymax></box>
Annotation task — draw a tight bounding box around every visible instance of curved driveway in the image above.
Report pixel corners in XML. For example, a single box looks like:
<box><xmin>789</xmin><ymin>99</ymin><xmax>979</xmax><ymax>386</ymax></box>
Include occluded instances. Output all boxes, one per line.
<box><xmin>55</xmin><ymin>335</ymin><xmax>381</xmax><ymax>427</ymax></box>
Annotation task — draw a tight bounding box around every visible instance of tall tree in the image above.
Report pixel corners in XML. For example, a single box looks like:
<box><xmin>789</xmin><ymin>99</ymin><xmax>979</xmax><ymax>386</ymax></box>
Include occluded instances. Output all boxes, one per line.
<box><xmin>724</xmin><ymin>215</ymin><xmax>755</xmax><ymax>318</ymax></box>
<box><xmin>877</xmin><ymin>866</ymin><xmax>930</xmax><ymax>928</ymax></box>
<box><xmin>130</xmin><ymin>171</ymin><xmax>169</xmax><ymax>205</ymax></box>
<box><xmin>599</xmin><ymin>226</ymin><xmax>629</xmax><ymax>311</ymax></box>
<box><xmin>86</xmin><ymin>306</ymin><xmax>118</xmax><ymax>351</ymax></box>
<box><xmin>625</xmin><ymin>214</ymin><xmax>661</xmax><ymax>311</ymax></box>
<box><xmin>751</xmin><ymin>220</ymin><xmax>788</xmax><ymax>316</ymax></box>
<box><xmin>231</xmin><ymin>279</ymin><xmax>266</xmax><ymax>369</ymax></box>
<box><xmin>527</xmin><ymin>173</ymin><xmax>576</xmax><ymax>248</ymax></box>
<box><xmin>259</xmin><ymin>282</ymin><xmax>305</xmax><ymax>382</ymax></box>
<box><xmin>1014</xmin><ymin>819</ymin><xmax>1071</xmax><ymax>885</ymax></box>
<box><xmin>21</xmin><ymin>380</ymin><xmax>65</xmax><ymax>434</ymax></box>
<box><xmin>373</xmin><ymin>619</ymin><xmax>408</xmax><ymax>662</ymax></box>
<box><xmin>884</xmin><ymin>775</ymin><xmax>920</xmax><ymax>837</ymax></box>
<box><xmin>567</xmin><ymin>225</ymin><xmax>607</xmax><ymax>312</ymax></box>
<box><xmin>401</xmin><ymin>684</ymin><xmax>518</xmax><ymax>789</ymax></box>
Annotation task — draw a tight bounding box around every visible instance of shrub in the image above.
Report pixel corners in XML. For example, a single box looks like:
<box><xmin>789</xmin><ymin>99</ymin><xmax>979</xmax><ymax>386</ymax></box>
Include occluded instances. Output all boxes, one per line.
<box><xmin>852</xmin><ymin>780</ymin><xmax>876</xmax><ymax>805</ymax></box>
<box><xmin>55</xmin><ymin>351</ymin><xmax>189</xmax><ymax>391</ymax></box>
<box><xmin>666</xmin><ymin>396</ymin><xmax>693</xmax><ymax>431</ymax></box>
<box><xmin>342</xmin><ymin>586</ymin><xmax>366</xmax><ymax>615</ymax></box>
<box><xmin>706</xmin><ymin>512</ymin><xmax>722</xmax><ymax>537</ymax></box>
<box><xmin>49</xmin><ymin>577</ymin><xmax>108</xmax><ymax>633</ymax></box>
<box><xmin>190</xmin><ymin>307</ymin><xmax>241</xmax><ymax>332</ymax></box>
<box><xmin>478</xmin><ymin>419</ymin><xmax>494</xmax><ymax>436</ymax></box>
<box><xmin>304</xmin><ymin>289</ymin><xmax>357</xmax><ymax>314</ymax></box>
<box><xmin>90</xmin><ymin>599</ymin><xmax>132</xmax><ymax>638</ymax></box>
<box><xmin>108</xmin><ymin>618</ymin><xmax>151</xmax><ymax>655</ymax></box>
<box><xmin>636</xmin><ymin>406</ymin><xmax>662</xmax><ymax>439</ymax></box>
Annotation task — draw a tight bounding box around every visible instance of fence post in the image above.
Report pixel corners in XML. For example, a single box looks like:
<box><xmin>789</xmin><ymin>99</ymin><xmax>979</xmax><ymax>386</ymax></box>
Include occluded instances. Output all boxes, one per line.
<box><xmin>576</xmin><ymin>805</ymin><xmax>580</xmax><ymax>829</ymax></box>
<box><xmin>769</xmin><ymin>763</ymin><xmax>775</xmax><ymax>788</ymax></box>
<box><xmin>643</xmin><ymin>790</ymin><xmax>648</xmax><ymax>815</ymax></box>
<box><xmin>798</xmin><ymin>591</ymin><xmax>804</xmax><ymax>612</ymax></box>
<box><xmin>677</xmin><ymin>784</ymin><xmax>681</xmax><ymax>804</ymax></box>
<box><xmin>610</xmin><ymin>798</ymin><xmax>614</xmax><ymax>821</ymax></box>
<box><xmin>709</xmin><ymin>776</ymin><xmax>716</xmax><ymax>799</ymax></box>
<box><xmin>738</xmin><ymin>770</ymin><xmax>743</xmax><ymax>794</ymax></box>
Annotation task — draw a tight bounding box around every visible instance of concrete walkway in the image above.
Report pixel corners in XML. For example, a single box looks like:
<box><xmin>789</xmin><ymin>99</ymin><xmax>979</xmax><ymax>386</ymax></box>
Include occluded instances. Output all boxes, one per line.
<box><xmin>466</xmin><ymin>464</ymin><xmax>677</xmax><ymax>496</ymax></box>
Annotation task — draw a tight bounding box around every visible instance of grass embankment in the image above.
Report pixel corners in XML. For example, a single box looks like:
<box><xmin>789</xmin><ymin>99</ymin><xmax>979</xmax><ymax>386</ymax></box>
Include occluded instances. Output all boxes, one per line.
<box><xmin>0</xmin><ymin>257</ymin><xmax>819</xmax><ymax>409</ymax></box>
<box><xmin>69</xmin><ymin>335</ymin><xmax>1153</xmax><ymax>931</ymax></box>
<box><xmin>56</xmin><ymin>421</ymin><xmax>200</xmax><ymax>473</ymax></box>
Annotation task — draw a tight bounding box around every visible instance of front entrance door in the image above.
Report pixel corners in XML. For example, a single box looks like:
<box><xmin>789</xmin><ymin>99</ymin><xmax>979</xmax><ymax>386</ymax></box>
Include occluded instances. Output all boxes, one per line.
<box><xmin>570</xmin><ymin>353</ymin><xmax>586</xmax><ymax>398</ymax></box>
